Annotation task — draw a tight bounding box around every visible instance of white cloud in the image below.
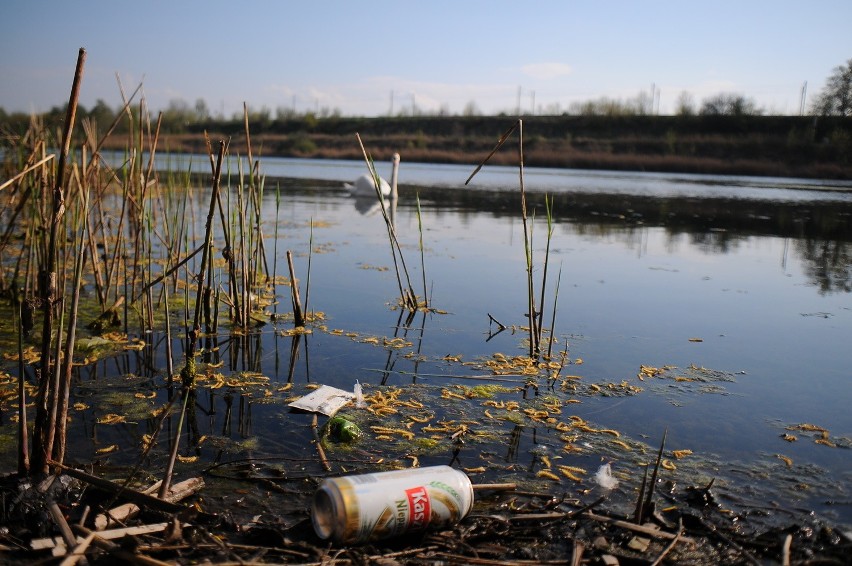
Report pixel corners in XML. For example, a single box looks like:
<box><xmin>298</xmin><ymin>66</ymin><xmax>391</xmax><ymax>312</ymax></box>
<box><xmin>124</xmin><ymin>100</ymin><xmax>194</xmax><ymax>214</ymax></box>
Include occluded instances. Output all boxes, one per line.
<box><xmin>521</xmin><ymin>62</ymin><xmax>573</xmax><ymax>80</ymax></box>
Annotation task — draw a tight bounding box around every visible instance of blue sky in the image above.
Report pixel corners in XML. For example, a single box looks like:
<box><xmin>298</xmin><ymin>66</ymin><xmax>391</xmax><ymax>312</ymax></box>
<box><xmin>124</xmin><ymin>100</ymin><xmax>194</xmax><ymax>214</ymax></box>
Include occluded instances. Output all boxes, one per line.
<box><xmin>2</xmin><ymin>0</ymin><xmax>850</xmax><ymax>117</ymax></box>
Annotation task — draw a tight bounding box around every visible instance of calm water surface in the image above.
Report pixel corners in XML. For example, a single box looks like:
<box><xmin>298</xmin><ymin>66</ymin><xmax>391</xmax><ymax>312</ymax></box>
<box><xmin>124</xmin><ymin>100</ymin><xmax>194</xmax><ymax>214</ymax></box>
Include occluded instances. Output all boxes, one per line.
<box><xmin>9</xmin><ymin>156</ymin><xmax>852</xmax><ymax>529</ymax></box>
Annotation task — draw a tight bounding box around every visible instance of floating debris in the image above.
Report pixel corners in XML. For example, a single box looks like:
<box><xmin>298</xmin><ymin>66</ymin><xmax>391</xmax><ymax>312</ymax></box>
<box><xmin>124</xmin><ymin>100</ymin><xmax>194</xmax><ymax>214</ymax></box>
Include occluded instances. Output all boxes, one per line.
<box><xmin>595</xmin><ymin>463</ymin><xmax>619</xmax><ymax>489</ymax></box>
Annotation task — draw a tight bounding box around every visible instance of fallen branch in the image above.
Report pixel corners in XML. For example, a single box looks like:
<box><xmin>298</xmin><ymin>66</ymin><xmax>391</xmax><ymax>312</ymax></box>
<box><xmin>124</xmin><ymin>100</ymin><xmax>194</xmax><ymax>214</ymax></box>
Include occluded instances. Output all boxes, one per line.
<box><xmin>71</xmin><ymin>525</ymin><xmax>172</xmax><ymax>566</ymax></box>
<box><xmin>58</xmin><ymin>531</ymin><xmax>94</xmax><ymax>566</ymax></box>
<box><xmin>47</xmin><ymin>461</ymin><xmax>196</xmax><ymax>515</ymax></box>
<box><xmin>582</xmin><ymin>512</ymin><xmax>696</xmax><ymax>545</ymax></box>
<box><xmin>650</xmin><ymin>521</ymin><xmax>684</xmax><ymax>566</ymax></box>
<box><xmin>32</xmin><ymin>522</ymin><xmax>175</xmax><ymax>551</ymax></box>
<box><xmin>94</xmin><ymin>477</ymin><xmax>204</xmax><ymax>530</ymax></box>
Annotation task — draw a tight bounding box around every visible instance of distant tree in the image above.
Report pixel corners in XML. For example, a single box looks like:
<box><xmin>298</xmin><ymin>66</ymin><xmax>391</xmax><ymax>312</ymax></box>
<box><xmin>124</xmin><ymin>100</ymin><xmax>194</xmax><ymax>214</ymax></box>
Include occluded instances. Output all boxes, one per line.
<box><xmin>276</xmin><ymin>105</ymin><xmax>297</xmax><ymax>120</ymax></box>
<box><xmin>675</xmin><ymin>91</ymin><xmax>696</xmax><ymax>116</ymax></box>
<box><xmin>700</xmin><ymin>93</ymin><xmax>762</xmax><ymax>116</ymax></box>
<box><xmin>194</xmin><ymin>98</ymin><xmax>210</xmax><ymax>121</ymax></box>
<box><xmin>87</xmin><ymin>99</ymin><xmax>116</xmax><ymax>131</ymax></box>
<box><xmin>570</xmin><ymin>97</ymin><xmax>637</xmax><ymax>116</ymax></box>
<box><xmin>462</xmin><ymin>100</ymin><xmax>480</xmax><ymax>116</ymax></box>
<box><xmin>811</xmin><ymin>58</ymin><xmax>852</xmax><ymax>116</ymax></box>
<box><xmin>635</xmin><ymin>90</ymin><xmax>653</xmax><ymax>115</ymax></box>
<box><xmin>244</xmin><ymin>105</ymin><xmax>271</xmax><ymax>125</ymax></box>
<box><xmin>162</xmin><ymin>98</ymin><xmax>193</xmax><ymax>131</ymax></box>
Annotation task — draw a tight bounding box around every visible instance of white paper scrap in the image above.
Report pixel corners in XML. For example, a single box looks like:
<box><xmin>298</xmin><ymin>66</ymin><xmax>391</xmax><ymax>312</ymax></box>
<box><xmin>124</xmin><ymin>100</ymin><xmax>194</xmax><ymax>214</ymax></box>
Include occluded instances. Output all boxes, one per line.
<box><xmin>288</xmin><ymin>385</ymin><xmax>355</xmax><ymax>416</ymax></box>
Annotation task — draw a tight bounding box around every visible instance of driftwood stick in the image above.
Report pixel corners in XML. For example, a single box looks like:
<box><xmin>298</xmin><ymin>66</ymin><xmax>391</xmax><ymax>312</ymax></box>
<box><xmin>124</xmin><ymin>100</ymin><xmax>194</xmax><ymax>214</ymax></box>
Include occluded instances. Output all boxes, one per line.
<box><xmin>48</xmin><ymin>501</ymin><xmax>80</xmax><ymax>558</ymax></box>
<box><xmin>472</xmin><ymin>483</ymin><xmax>517</xmax><ymax>491</ymax></box>
<box><xmin>59</xmin><ymin>531</ymin><xmax>95</xmax><ymax>566</ymax></box>
<box><xmin>47</xmin><ymin>461</ymin><xmax>188</xmax><ymax>514</ymax></box>
<box><xmin>33</xmin><ymin>523</ymin><xmax>174</xmax><ymax>550</ymax></box>
<box><xmin>570</xmin><ymin>540</ymin><xmax>584</xmax><ymax>566</ymax></box>
<box><xmin>782</xmin><ymin>533</ymin><xmax>792</xmax><ymax>566</ymax></box>
<box><xmin>650</xmin><ymin>522</ymin><xmax>684</xmax><ymax>566</ymax></box>
<box><xmin>582</xmin><ymin>512</ymin><xmax>695</xmax><ymax>545</ymax></box>
<box><xmin>94</xmin><ymin>477</ymin><xmax>204</xmax><ymax>530</ymax></box>
<box><xmin>72</xmin><ymin>525</ymin><xmax>172</xmax><ymax>566</ymax></box>
<box><xmin>311</xmin><ymin>413</ymin><xmax>331</xmax><ymax>472</ymax></box>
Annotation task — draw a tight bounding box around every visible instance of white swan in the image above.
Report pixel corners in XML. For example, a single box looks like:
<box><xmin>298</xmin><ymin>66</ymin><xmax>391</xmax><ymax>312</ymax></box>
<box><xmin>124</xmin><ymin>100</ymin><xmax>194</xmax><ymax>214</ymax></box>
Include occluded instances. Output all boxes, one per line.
<box><xmin>347</xmin><ymin>153</ymin><xmax>400</xmax><ymax>199</ymax></box>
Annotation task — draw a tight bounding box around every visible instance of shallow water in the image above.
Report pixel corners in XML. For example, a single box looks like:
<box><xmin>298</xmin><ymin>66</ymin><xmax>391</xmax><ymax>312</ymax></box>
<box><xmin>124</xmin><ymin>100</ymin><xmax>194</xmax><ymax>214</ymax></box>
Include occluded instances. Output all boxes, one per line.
<box><xmin>4</xmin><ymin>158</ymin><xmax>851</xmax><ymax>530</ymax></box>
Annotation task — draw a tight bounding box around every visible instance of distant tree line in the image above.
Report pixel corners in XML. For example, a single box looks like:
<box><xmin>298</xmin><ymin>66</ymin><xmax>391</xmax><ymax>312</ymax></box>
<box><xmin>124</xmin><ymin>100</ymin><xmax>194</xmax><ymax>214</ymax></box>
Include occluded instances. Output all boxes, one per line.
<box><xmin>1</xmin><ymin>59</ymin><xmax>849</xmax><ymax>142</ymax></box>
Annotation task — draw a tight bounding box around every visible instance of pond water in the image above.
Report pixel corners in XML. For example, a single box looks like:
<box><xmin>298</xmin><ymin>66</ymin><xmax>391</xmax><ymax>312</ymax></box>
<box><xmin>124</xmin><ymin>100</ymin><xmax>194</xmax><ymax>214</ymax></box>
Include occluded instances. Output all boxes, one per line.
<box><xmin>4</xmin><ymin>156</ymin><xmax>851</xmax><ymax>531</ymax></box>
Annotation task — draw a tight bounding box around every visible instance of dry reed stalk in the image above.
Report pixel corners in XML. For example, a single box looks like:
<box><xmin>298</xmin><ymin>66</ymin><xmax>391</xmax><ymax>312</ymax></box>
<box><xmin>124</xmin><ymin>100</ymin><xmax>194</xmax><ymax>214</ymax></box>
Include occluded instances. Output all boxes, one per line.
<box><xmin>635</xmin><ymin>429</ymin><xmax>667</xmax><ymax>525</ymax></box>
<box><xmin>207</xmin><ymin>135</ymin><xmax>242</xmax><ymax>327</ymax></box>
<box><xmin>546</xmin><ymin>264</ymin><xmax>562</xmax><ymax>360</ymax></box>
<box><xmin>355</xmin><ymin>133</ymin><xmax>418</xmax><ymax>309</ymax></box>
<box><xmin>16</xmin><ymin>297</ymin><xmax>29</xmax><ymax>474</ymax></box>
<box><xmin>32</xmin><ymin>47</ymin><xmax>85</xmax><ymax>475</ymax></box>
<box><xmin>286</xmin><ymin>250</ymin><xmax>305</xmax><ymax>327</ymax></box>
<box><xmin>0</xmin><ymin>154</ymin><xmax>55</xmax><ymax>193</ymax></box>
<box><xmin>466</xmin><ymin>119</ymin><xmax>548</xmax><ymax>359</ymax></box>
<box><xmin>415</xmin><ymin>193</ymin><xmax>429</xmax><ymax>308</ymax></box>
<box><xmin>55</xmin><ymin>153</ymin><xmax>92</xmax><ymax>465</ymax></box>
<box><xmin>161</xmin><ymin>140</ymin><xmax>225</xmax><ymax>498</ymax></box>
<box><xmin>304</xmin><ymin>220</ymin><xmax>314</xmax><ymax>317</ymax></box>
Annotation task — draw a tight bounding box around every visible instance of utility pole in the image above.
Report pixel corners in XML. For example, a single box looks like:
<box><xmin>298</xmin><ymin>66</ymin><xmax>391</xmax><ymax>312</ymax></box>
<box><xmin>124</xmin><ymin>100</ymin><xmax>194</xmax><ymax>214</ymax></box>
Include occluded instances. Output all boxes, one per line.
<box><xmin>516</xmin><ymin>85</ymin><xmax>522</xmax><ymax>116</ymax></box>
<box><xmin>799</xmin><ymin>81</ymin><xmax>807</xmax><ymax>116</ymax></box>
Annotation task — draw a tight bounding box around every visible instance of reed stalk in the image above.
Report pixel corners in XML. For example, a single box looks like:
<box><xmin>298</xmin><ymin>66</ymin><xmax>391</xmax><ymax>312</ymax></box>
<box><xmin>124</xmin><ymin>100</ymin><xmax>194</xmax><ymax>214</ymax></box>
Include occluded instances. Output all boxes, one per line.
<box><xmin>55</xmin><ymin>160</ymin><xmax>91</xmax><ymax>465</ymax></box>
<box><xmin>355</xmin><ymin>134</ymin><xmax>418</xmax><ymax>310</ymax></box>
<box><xmin>286</xmin><ymin>250</ymin><xmax>305</xmax><ymax>327</ymax></box>
<box><xmin>32</xmin><ymin>47</ymin><xmax>85</xmax><ymax>475</ymax></box>
<box><xmin>536</xmin><ymin>195</ymin><xmax>556</xmax><ymax>356</ymax></box>
<box><xmin>158</xmin><ymin>386</ymin><xmax>191</xmax><ymax>499</ymax></box>
<box><xmin>305</xmin><ymin>219</ymin><xmax>314</xmax><ymax>317</ymax></box>
<box><xmin>466</xmin><ymin>119</ymin><xmax>558</xmax><ymax>361</ymax></box>
<box><xmin>210</xmin><ymin>138</ymin><xmax>242</xmax><ymax>327</ymax></box>
<box><xmin>415</xmin><ymin>193</ymin><xmax>429</xmax><ymax>308</ymax></box>
<box><xmin>164</xmin><ymin>281</ymin><xmax>175</xmax><ymax>385</ymax></box>
<box><xmin>272</xmin><ymin>185</ymin><xmax>281</xmax><ymax>316</ymax></box>
<box><xmin>161</xmin><ymin>140</ymin><xmax>225</xmax><ymax>496</ymax></box>
<box><xmin>15</xmin><ymin>293</ymin><xmax>29</xmax><ymax>474</ymax></box>
<box><xmin>546</xmin><ymin>264</ymin><xmax>563</xmax><ymax>360</ymax></box>
<box><xmin>515</xmin><ymin>121</ymin><xmax>540</xmax><ymax>359</ymax></box>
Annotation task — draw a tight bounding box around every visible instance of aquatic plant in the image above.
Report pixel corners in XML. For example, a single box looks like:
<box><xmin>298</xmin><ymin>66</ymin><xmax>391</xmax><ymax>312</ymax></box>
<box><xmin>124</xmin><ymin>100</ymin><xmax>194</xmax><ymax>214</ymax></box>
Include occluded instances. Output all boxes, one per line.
<box><xmin>466</xmin><ymin>119</ymin><xmax>558</xmax><ymax>361</ymax></box>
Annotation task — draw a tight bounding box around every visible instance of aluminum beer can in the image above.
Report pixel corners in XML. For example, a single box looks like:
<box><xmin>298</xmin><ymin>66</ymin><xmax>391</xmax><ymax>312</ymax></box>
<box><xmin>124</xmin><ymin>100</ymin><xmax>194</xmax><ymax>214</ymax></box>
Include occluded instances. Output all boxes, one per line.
<box><xmin>311</xmin><ymin>465</ymin><xmax>474</xmax><ymax>543</ymax></box>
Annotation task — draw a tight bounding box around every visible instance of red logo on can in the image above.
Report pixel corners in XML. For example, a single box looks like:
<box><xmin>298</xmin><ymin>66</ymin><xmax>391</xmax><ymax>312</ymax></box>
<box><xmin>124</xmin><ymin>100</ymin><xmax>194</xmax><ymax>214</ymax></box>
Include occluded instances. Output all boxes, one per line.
<box><xmin>405</xmin><ymin>486</ymin><xmax>431</xmax><ymax>530</ymax></box>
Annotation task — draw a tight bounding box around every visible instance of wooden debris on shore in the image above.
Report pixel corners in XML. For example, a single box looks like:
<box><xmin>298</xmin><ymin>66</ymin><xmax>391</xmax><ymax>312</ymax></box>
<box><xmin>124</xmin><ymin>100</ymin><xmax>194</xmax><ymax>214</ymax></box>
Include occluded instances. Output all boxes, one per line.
<box><xmin>6</xmin><ymin>465</ymin><xmax>849</xmax><ymax>566</ymax></box>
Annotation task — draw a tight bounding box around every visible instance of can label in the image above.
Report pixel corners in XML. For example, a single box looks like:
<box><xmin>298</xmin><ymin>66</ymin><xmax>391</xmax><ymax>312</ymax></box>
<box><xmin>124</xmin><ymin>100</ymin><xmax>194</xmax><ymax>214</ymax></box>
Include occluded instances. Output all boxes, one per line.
<box><xmin>404</xmin><ymin>486</ymin><xmax>430</xmax><ymax>530</ymax></box>
<box><xmin>312</xmin><ymin>465</ymin><xmax>473</xmax><ymax>543</ymax></box>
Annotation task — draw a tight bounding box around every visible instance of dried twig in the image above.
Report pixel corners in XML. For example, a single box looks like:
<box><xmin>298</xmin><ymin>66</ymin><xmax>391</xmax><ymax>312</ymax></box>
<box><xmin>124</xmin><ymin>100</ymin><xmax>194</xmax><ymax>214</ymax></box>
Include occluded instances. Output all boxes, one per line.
<box><xmin>650</xmin><ymin>520</ymin><xmax>684</xmax><ymax>566</ymax></box>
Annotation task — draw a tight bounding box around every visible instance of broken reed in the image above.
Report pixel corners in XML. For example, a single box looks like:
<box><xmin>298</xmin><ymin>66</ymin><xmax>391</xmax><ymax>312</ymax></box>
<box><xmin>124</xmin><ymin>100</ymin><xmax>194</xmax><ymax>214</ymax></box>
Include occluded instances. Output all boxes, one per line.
<box><xmin>465</xmin><ymin>119</ymin><xmax>558</xmax><ymax>361</ymax></box>
<box><xmin>355</xmin><ymin>133</ymin><xmax>419</xmax><ymax>310</ymax></box>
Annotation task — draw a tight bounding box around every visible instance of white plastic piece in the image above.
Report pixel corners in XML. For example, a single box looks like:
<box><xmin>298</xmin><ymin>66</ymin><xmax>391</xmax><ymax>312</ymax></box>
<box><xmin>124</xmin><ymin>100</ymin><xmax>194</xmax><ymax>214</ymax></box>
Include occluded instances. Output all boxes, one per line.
<box><xmin>595</xmin><ymin>463</ymin><xmax>619</xmax><ymax>490</ymax></box>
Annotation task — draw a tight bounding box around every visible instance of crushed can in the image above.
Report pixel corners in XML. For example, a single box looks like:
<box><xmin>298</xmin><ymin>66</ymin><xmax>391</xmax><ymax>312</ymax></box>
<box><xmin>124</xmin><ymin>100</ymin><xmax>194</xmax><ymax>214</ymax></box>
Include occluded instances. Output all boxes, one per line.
<box><xmin>311</xmin><ymin>465</ymin><xmax>474</xmax><ymax>543</ymax></box>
